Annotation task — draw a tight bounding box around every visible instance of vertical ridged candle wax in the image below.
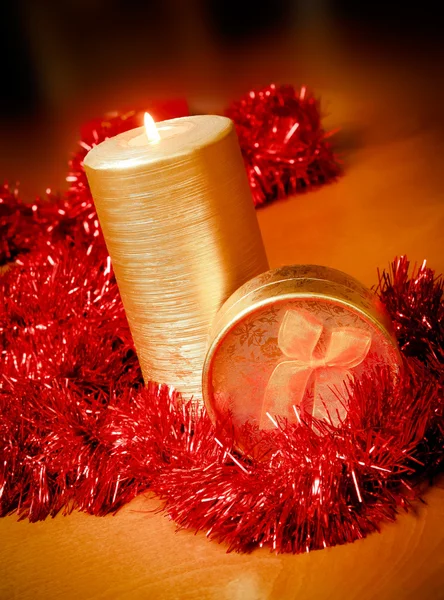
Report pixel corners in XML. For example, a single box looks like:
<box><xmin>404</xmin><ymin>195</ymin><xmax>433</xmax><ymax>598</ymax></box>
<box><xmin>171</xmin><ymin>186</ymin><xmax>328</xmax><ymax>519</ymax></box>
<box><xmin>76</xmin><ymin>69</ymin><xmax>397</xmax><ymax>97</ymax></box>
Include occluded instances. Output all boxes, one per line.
<box><xmin>83</xmin><ymin>115</ymin><xmax>268</xmax><ymax>399</ymax></box>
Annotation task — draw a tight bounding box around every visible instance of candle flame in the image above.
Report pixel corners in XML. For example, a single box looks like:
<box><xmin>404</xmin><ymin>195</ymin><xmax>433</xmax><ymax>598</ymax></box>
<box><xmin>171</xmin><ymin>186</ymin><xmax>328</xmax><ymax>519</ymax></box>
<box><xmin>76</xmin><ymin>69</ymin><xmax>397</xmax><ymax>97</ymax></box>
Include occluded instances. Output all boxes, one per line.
<box><xmin>144</xmin><ymin>112</ymin><xmax>160</xmax><ymax>143</ymax></box>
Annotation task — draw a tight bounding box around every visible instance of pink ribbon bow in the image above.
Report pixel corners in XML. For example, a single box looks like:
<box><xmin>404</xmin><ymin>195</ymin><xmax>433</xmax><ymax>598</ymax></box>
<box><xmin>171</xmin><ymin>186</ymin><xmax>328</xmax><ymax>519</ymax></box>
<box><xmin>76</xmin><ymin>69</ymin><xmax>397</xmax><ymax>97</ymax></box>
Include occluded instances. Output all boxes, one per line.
<box><xmin>260</xmin><ymin>310</ymin><xmax>372</xmax><ymax>428</ymax></box>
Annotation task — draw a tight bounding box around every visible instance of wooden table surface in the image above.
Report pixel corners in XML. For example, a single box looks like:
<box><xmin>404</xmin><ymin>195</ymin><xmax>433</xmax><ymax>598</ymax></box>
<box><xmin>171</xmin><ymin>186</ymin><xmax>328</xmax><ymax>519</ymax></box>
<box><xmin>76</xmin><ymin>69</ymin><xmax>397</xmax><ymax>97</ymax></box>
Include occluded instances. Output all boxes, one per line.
<box><xmin>1</xmin><ymin>19</ymin><xmax>444</xmax><ymax>600</ymax></box>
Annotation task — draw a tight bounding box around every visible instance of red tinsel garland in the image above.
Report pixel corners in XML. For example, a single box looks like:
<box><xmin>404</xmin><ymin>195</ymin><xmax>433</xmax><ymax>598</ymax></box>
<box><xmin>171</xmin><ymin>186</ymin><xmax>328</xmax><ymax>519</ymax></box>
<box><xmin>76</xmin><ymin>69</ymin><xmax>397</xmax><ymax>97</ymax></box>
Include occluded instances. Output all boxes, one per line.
<box><xmin>226</xmin><ymin>84</ymin><xmax>341</xmax><ymax>206</ymax></box>
<box><xmin>0</xmin><ymin>89</ymin><xmax>443</xmax><ymax>554</ymax></box>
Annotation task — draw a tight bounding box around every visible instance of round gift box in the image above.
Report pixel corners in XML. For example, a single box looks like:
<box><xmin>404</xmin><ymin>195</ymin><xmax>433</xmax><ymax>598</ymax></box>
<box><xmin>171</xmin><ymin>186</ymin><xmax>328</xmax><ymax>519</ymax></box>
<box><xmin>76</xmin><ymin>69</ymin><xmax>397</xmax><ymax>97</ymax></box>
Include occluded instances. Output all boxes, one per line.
<box><xmin>202</xmin><ymin>265</ymin><xmax>402</xmax><ymax>433</ymax></box>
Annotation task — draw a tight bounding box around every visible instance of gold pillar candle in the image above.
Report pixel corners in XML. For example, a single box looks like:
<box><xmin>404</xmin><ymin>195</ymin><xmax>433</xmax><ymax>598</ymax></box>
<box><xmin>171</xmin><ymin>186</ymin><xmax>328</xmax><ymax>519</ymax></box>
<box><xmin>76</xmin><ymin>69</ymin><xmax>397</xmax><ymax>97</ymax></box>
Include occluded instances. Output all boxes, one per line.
<box><xmin>83</xmin><ymin>114</ymin><xmax>268</xmax><ymax>398</ymax></box>
<box><xmin>203</xmin><ymin>265</ymin><xmax>402</xmax><ymax>435</ymax></box>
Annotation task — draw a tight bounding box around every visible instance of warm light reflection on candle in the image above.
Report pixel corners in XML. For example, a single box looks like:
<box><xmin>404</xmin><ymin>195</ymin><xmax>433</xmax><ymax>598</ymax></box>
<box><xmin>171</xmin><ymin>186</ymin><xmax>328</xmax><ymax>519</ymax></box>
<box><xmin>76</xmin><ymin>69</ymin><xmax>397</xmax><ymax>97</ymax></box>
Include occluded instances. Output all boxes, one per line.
<box><xmin>144</xmin><ymin>112</ymin><xmax>161</xmax><ymax>143</ymax></box>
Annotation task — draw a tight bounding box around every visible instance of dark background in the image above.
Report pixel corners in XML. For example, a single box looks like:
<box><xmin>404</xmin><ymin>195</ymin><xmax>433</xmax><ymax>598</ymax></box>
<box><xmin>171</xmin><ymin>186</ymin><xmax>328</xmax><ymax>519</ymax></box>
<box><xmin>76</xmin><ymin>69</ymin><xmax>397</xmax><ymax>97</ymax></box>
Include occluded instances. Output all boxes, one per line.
<box><xmin>1</xmin><ymin>0</ymin><xmax>443</xmax><ymax>119</ymax></box>
<box><xmin>1</xmin><ymin>0</ymin><xmax>443</xmax><ymax>195</ymax></box>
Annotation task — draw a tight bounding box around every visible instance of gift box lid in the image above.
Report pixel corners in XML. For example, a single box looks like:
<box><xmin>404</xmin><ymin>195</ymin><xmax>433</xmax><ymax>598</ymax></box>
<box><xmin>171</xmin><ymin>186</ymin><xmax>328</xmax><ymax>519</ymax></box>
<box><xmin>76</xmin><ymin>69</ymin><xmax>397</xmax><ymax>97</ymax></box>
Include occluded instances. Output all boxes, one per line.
<box><xmin>203</xmin><ymin>265</ymin><xmax>402</xmax><ymax>432</ymax></box>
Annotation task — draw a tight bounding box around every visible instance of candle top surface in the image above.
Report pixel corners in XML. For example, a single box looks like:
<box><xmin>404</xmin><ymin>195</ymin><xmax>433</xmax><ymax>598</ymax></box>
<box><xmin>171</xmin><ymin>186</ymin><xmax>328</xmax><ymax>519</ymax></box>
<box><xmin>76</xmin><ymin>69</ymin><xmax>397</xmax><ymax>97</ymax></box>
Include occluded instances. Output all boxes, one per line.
<box><xmin>83</xmin><ymin>115</ymin><xmax>233</xmax><ymax>171</ymax></box>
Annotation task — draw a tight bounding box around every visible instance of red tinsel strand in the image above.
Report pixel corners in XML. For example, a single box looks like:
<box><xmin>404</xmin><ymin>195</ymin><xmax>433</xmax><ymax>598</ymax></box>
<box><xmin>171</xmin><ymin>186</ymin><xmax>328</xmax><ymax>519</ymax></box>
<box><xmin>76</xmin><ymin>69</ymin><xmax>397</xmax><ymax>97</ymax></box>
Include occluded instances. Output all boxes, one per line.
<box><xmin>376</xmin><ymin>256</ymin><xmax>444</xmax><ymax>372</ymax></box>
<box><xmin>375</xmin><ymin>257</ymin><xmax>444</xmax><ymax>475</ymax></box>
<box><xmin>226</xmin><ymin>83</ymin><xmax>341</xmax><ymax>207</ymax></box>
<box><xmin>0</xmin><ymin>241</ymin><xmax>141</xmax><ymax>391</ymax></box>
<box><xmin>0</xmin><ymin>183</ymin><xmax>57</xmax><ymax>266</ymax></box>
<box><xmin>0</xmin><ymin>382</ymin><xmax>176</xmax><ymax>520</ymax></box>
<box><xmin>152</xmin><ymin>365</ymin><xmax>442</xmax><ymax>553</ymax></box>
